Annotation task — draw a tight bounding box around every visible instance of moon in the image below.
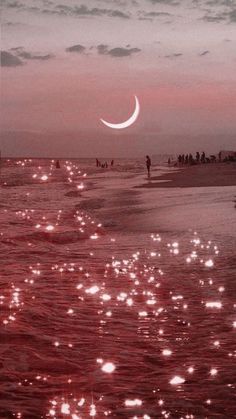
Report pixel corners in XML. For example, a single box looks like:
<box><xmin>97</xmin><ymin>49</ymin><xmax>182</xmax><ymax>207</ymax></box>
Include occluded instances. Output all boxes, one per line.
<box><xmin>100</xmin><ymin>95</ymin><xmax>140</xmax><ymax>129</ymax></box>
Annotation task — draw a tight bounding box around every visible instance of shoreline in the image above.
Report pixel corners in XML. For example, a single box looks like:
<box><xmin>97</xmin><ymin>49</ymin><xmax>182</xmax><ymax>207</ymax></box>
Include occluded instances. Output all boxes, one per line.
<box><xmin>139</xmin><ymin>162</ymin><xmax>236</xmax><ymax>188</ymax></box>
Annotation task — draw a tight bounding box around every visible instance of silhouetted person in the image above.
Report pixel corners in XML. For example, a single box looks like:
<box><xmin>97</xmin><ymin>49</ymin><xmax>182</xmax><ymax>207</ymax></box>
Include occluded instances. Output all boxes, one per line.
<box><xmin>196</xmin><ymin>152</ymin><xmax>200</xmax><ymax>163</ymax></box>
<box><xmin>146</xmin><ymin>155</ymin><xmax>151</xmax><ymax>178</ymax></box>
<box><xmin>111</xmin><ymin>160</ymin><xmax>114</xmax><ymax>167</ymax></box>
<box><xmin>178</xmin><ymin>154</ymin><xmax>182</xmax><ymax>165</ymax></box>
<box><xmin>56</xmin><ymin>160</ymin><xmax>60</xmax><ymax>169</ymax></box>
<box><xmin>189</xmin><ymin>154</ymin><xmax>194</xmax><ymax>165</ymax></box>
<box><xmin>218</xmin><ymin>151</ymin><xmax>222</xmax><ymax>162</ymax></box>
<box><xmin>210</xmin><ymin>155</ymin><xmax>216</xmax><ymax>163</ymax></box>
<box><xmin>185</xmin><ymin>154</ymin><xmax>189</xmax><ymax>165</ymax></box>
<box><xmin>200</xmin><ymin>152</ymin><xmax>205</xmax><ymax>163</ymax></box>
<box><xmin>181</xmin><ymin>154</ymin><xmax>185</xmax><ymax>164</ymax></box>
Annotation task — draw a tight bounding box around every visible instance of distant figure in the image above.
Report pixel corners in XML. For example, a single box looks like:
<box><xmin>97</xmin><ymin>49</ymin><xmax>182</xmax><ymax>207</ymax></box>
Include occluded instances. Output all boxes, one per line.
<box><xmin>189</xmin><ymin>154</ymin><xmax>194</xmax><ymax>165</ymax></box>
<box><xmin>56</xmin><ymin>160</ymin><xmax>60</xmax><ymax>169</ymax></box>
<box><xmin>196</xmin><ymin>151</ymin><xmax>200</xmax><ymax>163</ymax></box>
<box><xmin>218</xmin><ymin>151</ymin><xmax>222</xmax><ymax>162</ymax></box>
<box><xmin>96</xmin><ymin>158</ymin><xmax>99</xmax><ymax>167</ymax></box>
<box><xmin>178</xmin><ymin>154</ymin><xmax>182</xmax><ymax>165</ymax></box>
<box><xmin>111</xmin><ymin>159</ymin><xmax>114</xmax><ymax>167</ymax></box>
<box><xmin>168</xmin><ymin>158</ymin><xmax>171</xmax><ymax>166</ymax></box>
<box><xmin>146</xmin><ymin>155</ymin><xmax>151</xmax><ymax>178</ymax></box>
<box><xmin>200</xmin><ymin>152</ymin><xmax>205</xmax><ymax>163</ymax></box>
<box><xmin>185</xmin><ymin>154</ymin><xmax>189</xmax><ymax>165</ymax></box>
<box><xmin>105</xmin><ymin>161</ymin><xmax>108</xmax><ymax>168</ymax></box>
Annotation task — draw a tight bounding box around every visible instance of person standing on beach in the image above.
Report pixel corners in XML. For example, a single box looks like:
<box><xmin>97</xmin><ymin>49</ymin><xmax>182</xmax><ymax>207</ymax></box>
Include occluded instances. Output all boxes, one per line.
<box><xmin>146</xmin><ymin>155</ymin><xmax>151</xmax><ymax>178</ymax></box>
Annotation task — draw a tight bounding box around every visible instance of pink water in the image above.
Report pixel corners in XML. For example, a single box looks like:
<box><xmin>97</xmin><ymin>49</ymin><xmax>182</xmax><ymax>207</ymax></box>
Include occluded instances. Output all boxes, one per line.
<box><xmin>0</xmin><ymin>158</ymin><xmax>235</xmax><ymax>418</ymax></box>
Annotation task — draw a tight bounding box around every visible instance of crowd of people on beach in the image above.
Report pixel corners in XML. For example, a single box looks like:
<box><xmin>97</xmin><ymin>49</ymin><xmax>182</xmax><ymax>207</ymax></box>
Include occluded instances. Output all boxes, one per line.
<box><xmin>96</xmin><ymin>159</ymin><xmax>114</xmax><ymax>168</ymax></box>
<box><xmin>172</xmin><ymin>150</ymin><xmax>231</xmax><ymax>166</ymax></box>
<box><xmin>54</xmin><ymin>159</ymin><xmax>115</xmax><ymax>170</ymax></box>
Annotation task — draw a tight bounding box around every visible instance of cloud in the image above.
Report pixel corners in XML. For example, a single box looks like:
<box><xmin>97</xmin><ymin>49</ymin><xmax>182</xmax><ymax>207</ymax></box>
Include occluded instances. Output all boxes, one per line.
<box><xmin>109</xmin><ymin>10</ymin><xmax>130</xmax><ymax>18</ymax></box>
<box><xmin>50</xmin><ymin>4</ymin><xmax>130</xmax><ymax>19</ymax></box>
<box><xmin>4</xmin><ymin>1</ymin><xmax>24</xmax><ymax>8</ymax></box>
<box><xmin>203</xmin><ymin>14</ymin><xmax>226</xmax><ymax>22</ymax></box>
<box><xmin>138</xmin><ymin>17</ymin><xmax>153</xmax><ymax>21</ymax></box>
<box><xmin>144</xmin><ymin>11</ymin><xmax>171</xmax><ymax>17</ymax></box>
<box><xmin>10</xmin><ymin>47</ymin><xmax>54</xmax><ymax>60</ymax></box>
<box><xmin>108</xmin><ymin>47</ymin><xmax>141</xmax><ymax>56</ymax></box>
<box><xmin>96</xmin><ymin>45</ymin><xmax>141</xmax><ymax>57</ymax></box>
<box><xmin>229</xmin><ymin>9</ymin><xmax>236</xmax><ymax>22</ymax></box>
<box><xmin>201</xmin><ymin>4</ymin><xmax>236</xmax><ymax>24</ymax></box>
<box><xmin>66</xmin><ymin>44</ymin><xmax>86</xmax><ymax>53</ymax></box>
<box><xmin>1</xmin><ymin>50</ymin><xmax>23</xmax><ymax>67</ymax></box>
<box><xmin>18</xmin><ymin>51</ymin><xmax>53</xmax><ymax>60</ymax></box>
<box><xmin>1</xmin><ymin>48</ymin><xmax>54</xmax><ymax>66</ymax></box>
<box><xmin>72</xmin><ymin>5</ymin><xmax>130</xmax><ymax>18</ymax></box>
<box><xmin>26</xmin><ymin>6</ymin><xmax>41</xmax><ymax>12</ymax></box>
<box><xmin>3</xmin><ymin>21</ymin><xmax>26</xmax><ymax>26</ymax></box>
<box><xmin>148</xmin><ymin>0</ymin><xmax>179</xmax><ymax>5</ymax></box>
<box><xmin>2</xmin><ymin>1</ymin><xmax>130</xmax><ymax>19</ymax></box>
<box><xmin>10</xmin><ymin>46</ymin><xmax>23</xmax><ymax>51</ymax></box>
<box><xmin>199</xmin><ymin>50</ymin><xmax>210</xmax><ymax>56</ymax></box>
<box><xmin>42</xmin><ymin>0</ymin><xmax>54</xmax><ymax>5</ymax></box>
<box><xmin>97</xmin><ymin>0</ymin><xmax>131</xmax><ymax>6</ymax></box>
<box><xmin>97</xmin><ymin>44</ymin><xmax>109</xmax><ymax>54</ymax></box>
<box><xmin>165</xmin><ymin>52</ymin><xmax>182</xmax><ymax>58</ymax></box>
<box><xmin>55</xmin><ymin>4</ymin><xmax>72</xmax><ymax>13</ymax></box>
<box><xmin>205</xmin><ymin>0</ymin><xmax>235</xmax><ymax>6</ymax></box>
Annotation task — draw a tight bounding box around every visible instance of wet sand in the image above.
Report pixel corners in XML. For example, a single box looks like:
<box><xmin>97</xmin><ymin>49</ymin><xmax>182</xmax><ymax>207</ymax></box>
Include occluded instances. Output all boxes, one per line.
<box><xmin>139</xmin><ymin>162</ymin><xmax>236</xmax><ymax>188</ymax></box>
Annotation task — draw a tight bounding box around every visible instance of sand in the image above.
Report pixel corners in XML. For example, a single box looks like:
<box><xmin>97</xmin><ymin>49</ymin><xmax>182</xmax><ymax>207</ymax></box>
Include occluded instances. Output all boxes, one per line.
<box><xmin>139</xmin><ymin>162</ymin><xmax>236</xmax><ymax>188</ymax></box>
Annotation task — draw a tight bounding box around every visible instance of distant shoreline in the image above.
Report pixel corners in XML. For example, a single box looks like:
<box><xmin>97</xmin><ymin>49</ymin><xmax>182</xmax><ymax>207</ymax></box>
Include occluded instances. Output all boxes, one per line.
<box><xmin>0</xmin><ymin>156</ymin><xmax>144</xmax><ymax>161</ymax></box>
<box><xmin>138</xmin><ymin>162</ymin><xmax>236</xmax><ymax>188</ymax></box>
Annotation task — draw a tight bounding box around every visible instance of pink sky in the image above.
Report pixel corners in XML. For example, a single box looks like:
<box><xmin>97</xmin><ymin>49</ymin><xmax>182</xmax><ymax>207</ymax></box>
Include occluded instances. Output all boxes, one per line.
<box><xmin>1</xmin><ymin>0</ymin><xmax>236</xmax><ymax>156</ymax></box>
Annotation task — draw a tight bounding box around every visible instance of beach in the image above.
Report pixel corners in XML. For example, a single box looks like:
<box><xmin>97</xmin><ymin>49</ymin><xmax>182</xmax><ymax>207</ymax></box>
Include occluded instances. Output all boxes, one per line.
<box><xmin>0</xmin><ymin>158</ymin><xmax>236</xmax><ymax>418</ymax></box>
<box><xmin>140</xmin><ymin>162</ymin><xmax>236</xmax><ymax>188</ymax></box>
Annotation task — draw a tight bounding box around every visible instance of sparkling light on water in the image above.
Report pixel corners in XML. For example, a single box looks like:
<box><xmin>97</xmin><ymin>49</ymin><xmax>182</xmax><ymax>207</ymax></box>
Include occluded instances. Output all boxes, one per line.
<box><xmin>125</xmin><ymin>399</ymin><xmax>142</xmax><ymax>407</ymax></box>
<box><xmin>205</xmin><ymin>301</ymin><xmax>222</xmax><ymax>309</ymax></box>
<box><xmin>101</xmin><ymin>362</ymin><xmax>116</xmax><ymax>373</ymax></box>
<box><xmin>1</xmin><ymin>159</ymin><xmax>235</xmax><ymax>419</ymax></box>
<box><xmin>170</xmin><ymin>376</ymin><xmax>185</xmax><ymax>385</ymax></box>
<box><xmin>162</xmin><ymin>349</ymin><xmax>172</xmax><ymax>356</ymax></box>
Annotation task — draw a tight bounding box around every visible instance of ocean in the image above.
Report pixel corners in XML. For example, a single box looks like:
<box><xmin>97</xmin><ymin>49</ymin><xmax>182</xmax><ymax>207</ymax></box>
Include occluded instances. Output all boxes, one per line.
<box><xmin>0</xmin><ymin>158</ymin><xmax>235</xmax><ymax>418</ymax></box>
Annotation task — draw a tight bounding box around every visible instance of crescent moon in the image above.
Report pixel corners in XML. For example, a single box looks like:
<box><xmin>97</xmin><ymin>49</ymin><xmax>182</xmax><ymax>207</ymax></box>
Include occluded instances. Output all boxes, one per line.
<box><xmin>100</xmin><ymin>95</ymin><xmax>140</xmax><ymax>129</ymax></box>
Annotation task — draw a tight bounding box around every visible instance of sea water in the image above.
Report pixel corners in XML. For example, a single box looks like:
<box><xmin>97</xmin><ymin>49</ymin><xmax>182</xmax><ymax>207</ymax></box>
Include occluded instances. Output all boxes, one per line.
<box><xmin>0</xmin><ymin>158</ymin><xmax>235</xmax><ymax>418</ymax></box>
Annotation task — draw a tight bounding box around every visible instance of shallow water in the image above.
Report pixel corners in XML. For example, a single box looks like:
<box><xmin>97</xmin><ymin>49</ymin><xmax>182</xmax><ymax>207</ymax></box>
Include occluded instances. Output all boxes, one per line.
<box><xmin>0</xmin><ymin>158</ymin><xmax>235</xmax><ymax>418</ymax></box>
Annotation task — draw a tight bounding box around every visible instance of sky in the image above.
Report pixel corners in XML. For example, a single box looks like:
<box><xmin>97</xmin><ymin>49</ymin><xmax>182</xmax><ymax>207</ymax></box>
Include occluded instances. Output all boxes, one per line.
<box><xmin>1</xmin><ymin>0</ymin><xmax>236</xmax><ymax>157</ymax></box>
